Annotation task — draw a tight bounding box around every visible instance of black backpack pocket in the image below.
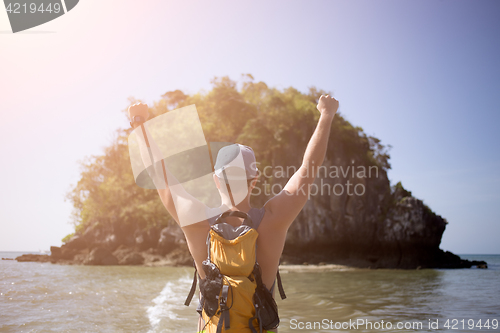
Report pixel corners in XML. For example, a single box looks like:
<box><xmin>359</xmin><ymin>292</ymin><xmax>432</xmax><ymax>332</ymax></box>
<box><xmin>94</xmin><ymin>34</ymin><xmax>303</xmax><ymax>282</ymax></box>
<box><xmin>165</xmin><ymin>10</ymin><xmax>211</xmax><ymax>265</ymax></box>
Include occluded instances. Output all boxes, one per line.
<box><xmin>200</xmin><ymin>260</ymin><xmax>223</xmax><ymax>317</ymax></box>
<box><xmin>253</xmin><ymin>284</ymin><xmax>280</xmax><ymax>330</ymax></box>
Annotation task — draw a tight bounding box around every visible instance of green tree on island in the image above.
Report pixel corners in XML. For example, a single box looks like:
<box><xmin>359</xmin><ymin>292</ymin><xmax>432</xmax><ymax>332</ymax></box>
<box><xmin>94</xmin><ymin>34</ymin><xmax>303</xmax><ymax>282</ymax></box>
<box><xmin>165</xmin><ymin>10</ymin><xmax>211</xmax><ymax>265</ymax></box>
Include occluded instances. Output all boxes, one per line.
<box><xmin>66</xmin><ymin>75</ymin><xmax>391</xmax><ymax>237</ymax></box>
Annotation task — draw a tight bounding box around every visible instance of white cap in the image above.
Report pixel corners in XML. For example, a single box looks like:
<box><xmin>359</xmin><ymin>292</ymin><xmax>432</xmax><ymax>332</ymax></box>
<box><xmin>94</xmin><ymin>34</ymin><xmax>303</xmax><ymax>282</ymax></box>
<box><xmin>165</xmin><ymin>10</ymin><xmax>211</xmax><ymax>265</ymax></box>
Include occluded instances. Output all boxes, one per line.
<box><xmin>214</xmin><ymin>144</ymin><xmax>258</xmax><ymax>181</ymax></box>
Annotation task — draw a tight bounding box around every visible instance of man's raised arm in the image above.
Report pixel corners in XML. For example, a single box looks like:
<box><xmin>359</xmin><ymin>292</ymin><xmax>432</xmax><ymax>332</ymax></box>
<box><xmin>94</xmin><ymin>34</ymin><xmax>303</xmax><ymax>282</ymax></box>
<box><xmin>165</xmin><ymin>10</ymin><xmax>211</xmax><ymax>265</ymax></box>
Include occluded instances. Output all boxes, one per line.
<box><xmin>128</xmin><ymin>103</ymin><xmax>208</xmax><ymax>226</ymax></box>
<box><xmin>264</xmin><ymin>95</ymin><xmax>339</xmax><ymax>229</ymax></box>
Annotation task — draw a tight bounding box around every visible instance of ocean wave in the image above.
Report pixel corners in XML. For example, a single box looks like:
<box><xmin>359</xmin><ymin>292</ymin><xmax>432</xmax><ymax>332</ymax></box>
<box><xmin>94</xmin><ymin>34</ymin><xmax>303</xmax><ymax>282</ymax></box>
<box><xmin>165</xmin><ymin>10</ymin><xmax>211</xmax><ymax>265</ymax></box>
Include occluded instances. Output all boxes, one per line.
<box><xmin>147</xmin><ymin>274</ymin><xmax>194</xmax><ymax>333</ymax></box>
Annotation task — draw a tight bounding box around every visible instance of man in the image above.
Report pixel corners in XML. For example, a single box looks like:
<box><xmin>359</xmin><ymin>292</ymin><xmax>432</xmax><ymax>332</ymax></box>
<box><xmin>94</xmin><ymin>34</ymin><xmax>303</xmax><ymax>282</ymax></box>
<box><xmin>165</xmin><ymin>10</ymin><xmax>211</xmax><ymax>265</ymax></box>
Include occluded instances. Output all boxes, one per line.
<box><xmin>128</xmin><ymin>94</ymin><xmax>339</xmax><ymax>331</ymax></box>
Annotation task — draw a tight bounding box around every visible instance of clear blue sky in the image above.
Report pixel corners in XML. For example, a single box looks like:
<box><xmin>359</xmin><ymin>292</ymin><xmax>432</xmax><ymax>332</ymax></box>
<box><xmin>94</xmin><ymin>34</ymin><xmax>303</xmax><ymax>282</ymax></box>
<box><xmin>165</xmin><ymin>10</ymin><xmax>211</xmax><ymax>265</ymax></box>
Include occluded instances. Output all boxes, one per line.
<box><xmin>1</xmin><ymin>0</ymin><xmax>499</xmax><ymax>253</ymax></box>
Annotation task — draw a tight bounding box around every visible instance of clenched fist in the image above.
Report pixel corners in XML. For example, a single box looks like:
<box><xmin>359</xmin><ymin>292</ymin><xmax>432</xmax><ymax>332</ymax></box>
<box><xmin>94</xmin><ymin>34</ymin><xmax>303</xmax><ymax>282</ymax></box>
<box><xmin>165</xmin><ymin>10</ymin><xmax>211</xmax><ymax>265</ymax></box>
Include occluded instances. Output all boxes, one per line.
<box><xmin>128</xmin><ymin>102</ymin><xmax>150</xmax><ymax>123</ymax></box>
<box><xmin>317</xmin><ymin>95</ymin><xmax>339</xmax><ymax>118</ymax></box>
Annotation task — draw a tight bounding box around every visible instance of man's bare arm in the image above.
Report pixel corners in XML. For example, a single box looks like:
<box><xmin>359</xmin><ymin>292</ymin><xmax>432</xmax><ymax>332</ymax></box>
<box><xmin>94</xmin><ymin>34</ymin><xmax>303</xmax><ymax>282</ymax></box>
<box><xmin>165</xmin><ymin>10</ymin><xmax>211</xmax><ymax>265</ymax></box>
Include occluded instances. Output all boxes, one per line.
<box><xmin>264</xmin><ymin>95</ymin><xmax>339</xmax><ymax>229</ymax></box>
<box><xmin>128</xmin><ymin>103</ymin><xmax>208</xmax><ymax>226</ymax></box>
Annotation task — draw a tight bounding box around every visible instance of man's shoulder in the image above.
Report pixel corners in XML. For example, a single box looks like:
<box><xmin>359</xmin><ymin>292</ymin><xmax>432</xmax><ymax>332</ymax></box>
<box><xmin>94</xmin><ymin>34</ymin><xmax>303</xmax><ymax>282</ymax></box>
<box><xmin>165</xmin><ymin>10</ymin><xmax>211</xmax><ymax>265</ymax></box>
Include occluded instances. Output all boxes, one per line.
<box><xmin>247</xmin><ymin>207</ymin><xmax>266</xmax><ymax>230</ymax></box>
<box><xmin>259</xmin><ymin>192</ymin><xmax>298</xmax><ymax>231</ymax></box>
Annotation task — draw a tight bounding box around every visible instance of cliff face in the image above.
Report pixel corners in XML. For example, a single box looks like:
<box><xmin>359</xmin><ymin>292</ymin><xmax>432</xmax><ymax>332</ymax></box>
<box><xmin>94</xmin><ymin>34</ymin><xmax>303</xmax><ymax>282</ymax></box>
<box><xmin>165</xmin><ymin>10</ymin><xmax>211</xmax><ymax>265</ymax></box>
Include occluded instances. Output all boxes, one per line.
<box><xmin>375</xmin><ymin>196</ymin><xmax>447</xmax><ymax>268</ymax></box>
<box><xmin>280</xmin><ymin>155</ymin><xmax>449</xmax><ymax>268</ymax></box>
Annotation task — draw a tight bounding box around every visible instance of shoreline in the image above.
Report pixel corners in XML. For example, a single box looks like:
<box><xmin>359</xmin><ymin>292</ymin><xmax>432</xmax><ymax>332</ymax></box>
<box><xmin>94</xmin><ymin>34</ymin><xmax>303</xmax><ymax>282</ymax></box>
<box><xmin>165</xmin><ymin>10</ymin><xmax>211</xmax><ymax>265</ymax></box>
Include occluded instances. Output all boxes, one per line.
<box><xmin>11</xmin><ymin>253</ymin><xmax>489</xmax><ymax>270</ymax></box>
<box><xmin>279</xmin><ymin>264</ymin><xmax>355</xmax><ymax>272</ymax></box>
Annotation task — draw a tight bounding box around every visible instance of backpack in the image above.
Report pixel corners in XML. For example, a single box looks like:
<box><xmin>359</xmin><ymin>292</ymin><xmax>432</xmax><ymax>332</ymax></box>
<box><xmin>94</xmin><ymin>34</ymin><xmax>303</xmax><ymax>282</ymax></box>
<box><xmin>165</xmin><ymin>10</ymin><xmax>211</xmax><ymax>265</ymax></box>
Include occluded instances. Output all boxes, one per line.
<box><xmin>184</xmin><ymin>210</ymin><xmax>286</xmax><ymax>333</ymax></box>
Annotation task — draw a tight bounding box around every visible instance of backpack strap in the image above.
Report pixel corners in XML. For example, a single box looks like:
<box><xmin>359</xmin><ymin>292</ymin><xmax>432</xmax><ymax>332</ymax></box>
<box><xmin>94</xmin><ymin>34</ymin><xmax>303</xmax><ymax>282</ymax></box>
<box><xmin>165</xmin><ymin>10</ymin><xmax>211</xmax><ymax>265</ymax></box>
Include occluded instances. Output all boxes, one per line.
<box><xmin>248</xmin><ymin>304</ymin><xmax>263</xmax><ymax>333</ymax></box>
<box><xmin>276</xmin><ymin>270</ymin><xmax>286</xmax><ymax>300</ymax></box>
<box><xmin>207</xmin><ymin>207</ymin><xmax>265</xmax><ymax>228</ymax></box>
<box><xmin>213</xmin><ymin>210</ymin><xmax>254</xmax><ymax>228</ymax></box>
<box><xmin>216</xmin><ymin>285</ymin><xmax>230</xmax><ymax>333</ymax></box>
<box><xmin>184</xmin><ymin>262</ymin><xmax>198</xmax><ymax>306</ymax></box>
<box><xmin>249</xmin><ymin>316</ymin><xmax>259</xmax><ymax>333</ymax></box>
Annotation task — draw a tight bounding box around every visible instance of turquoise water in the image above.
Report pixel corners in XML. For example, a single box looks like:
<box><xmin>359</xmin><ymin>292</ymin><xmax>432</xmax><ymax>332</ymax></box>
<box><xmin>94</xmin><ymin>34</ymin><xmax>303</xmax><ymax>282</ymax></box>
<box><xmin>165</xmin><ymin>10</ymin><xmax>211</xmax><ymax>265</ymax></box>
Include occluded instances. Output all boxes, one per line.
<box><xmin>1</xmin><ymin>253</ymin><xmax>499</xmax><ymax>332</ymax></box>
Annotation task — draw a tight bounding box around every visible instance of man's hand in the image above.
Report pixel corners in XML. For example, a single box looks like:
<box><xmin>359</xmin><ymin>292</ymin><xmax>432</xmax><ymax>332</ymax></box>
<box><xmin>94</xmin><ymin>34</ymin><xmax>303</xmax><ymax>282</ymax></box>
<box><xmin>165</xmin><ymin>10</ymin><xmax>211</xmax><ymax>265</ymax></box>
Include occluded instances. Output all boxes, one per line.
<box><xmin>317</xmin><ymin>95</ymin><xmax>339</xmax><ymax>118</ymax></box>
<box><xmin>128</xmin><ymin>102</ymin><xmax>150</xmax><ymax>122</ymax></box>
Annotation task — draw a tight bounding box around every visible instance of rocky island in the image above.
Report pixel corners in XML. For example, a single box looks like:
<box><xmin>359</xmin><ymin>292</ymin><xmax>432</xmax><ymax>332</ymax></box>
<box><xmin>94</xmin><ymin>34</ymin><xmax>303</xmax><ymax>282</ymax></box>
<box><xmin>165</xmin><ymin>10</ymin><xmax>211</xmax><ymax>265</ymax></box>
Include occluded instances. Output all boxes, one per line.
<box><xmin>15</xmin><ymin>78</ymin><xmax>487</xmax><ymax>270</ymax></box>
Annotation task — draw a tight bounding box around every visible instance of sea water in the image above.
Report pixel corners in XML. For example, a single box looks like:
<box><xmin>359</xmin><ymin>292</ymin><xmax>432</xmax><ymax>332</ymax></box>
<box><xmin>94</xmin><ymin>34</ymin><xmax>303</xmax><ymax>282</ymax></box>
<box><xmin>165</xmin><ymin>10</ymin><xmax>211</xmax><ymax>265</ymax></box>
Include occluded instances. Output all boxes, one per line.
<box><xmin>1</xmin><ymin>253</ymin><xmax>499</xmax><ymax>333</ymax></box>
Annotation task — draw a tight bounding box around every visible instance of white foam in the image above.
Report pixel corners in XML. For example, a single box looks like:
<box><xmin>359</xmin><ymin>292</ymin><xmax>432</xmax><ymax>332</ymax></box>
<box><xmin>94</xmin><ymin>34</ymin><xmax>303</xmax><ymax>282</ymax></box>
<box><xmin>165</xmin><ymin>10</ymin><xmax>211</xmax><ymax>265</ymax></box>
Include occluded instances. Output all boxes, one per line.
<box><xmin>146</xmin><ymin>275</ymin><xmax>194</xmax><ymax>333</ymax></box>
